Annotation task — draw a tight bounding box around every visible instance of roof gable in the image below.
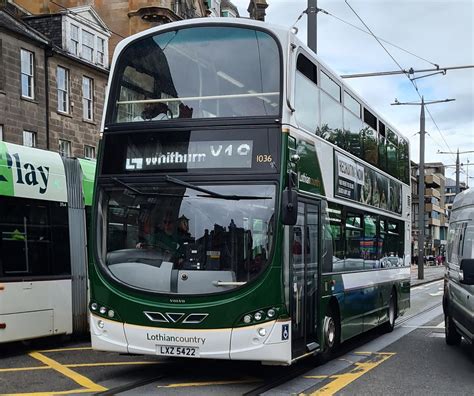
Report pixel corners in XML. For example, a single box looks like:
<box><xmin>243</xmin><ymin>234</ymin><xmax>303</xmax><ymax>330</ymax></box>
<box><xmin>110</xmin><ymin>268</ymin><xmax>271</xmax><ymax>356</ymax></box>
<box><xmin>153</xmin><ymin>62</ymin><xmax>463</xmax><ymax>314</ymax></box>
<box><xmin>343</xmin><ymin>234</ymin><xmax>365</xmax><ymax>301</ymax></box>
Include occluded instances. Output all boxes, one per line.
<box><xmin>67</xmin><ymin>5</ymin><xmax>110</xmax><ymax>36</ymax></box>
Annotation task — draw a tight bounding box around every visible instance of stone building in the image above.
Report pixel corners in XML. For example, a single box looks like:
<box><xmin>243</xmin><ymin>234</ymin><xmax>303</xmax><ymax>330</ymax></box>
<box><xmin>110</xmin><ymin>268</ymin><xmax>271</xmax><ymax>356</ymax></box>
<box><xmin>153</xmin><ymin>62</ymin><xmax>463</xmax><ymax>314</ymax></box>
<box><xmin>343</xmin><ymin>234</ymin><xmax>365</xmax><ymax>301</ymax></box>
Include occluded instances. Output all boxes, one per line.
<box><xmin>0</xmin><ymin>6</ymin><xmax>49</xmax><ymax>148</ymax></box>
<box><xmin>0</xmin><ymin>3</ymin><xmax>110</xmax><ymax>158</ymax></box>
<box><xmin>14</xmin><ymin>0</ymin><xmax>210</xmax><ymax>60</ymax></box>
<box><xmin>411</xmin><ymin>161</ymin><xmax>449</xmax><ymax>260</ymax></box>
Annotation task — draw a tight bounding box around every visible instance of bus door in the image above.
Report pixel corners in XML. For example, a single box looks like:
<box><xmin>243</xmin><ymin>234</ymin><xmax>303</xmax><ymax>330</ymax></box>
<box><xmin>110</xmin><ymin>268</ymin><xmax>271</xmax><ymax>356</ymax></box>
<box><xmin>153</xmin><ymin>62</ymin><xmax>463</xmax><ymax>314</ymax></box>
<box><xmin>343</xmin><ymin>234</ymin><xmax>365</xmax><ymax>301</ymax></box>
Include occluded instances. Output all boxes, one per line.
<box><xmin>290</xmin><ymin>201</ymin><xmax>320</xmax><ymax>357</ymax></box>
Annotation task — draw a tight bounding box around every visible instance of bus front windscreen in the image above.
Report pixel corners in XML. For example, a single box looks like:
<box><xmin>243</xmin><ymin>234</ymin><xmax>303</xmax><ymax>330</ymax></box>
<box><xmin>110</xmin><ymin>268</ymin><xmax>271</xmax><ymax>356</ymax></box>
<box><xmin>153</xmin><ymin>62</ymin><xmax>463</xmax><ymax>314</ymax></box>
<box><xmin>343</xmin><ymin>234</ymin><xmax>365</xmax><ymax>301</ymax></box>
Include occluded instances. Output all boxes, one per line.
<box><xmin>102</xmin><ymin>184</ymin><xmax>275</xmax><ymax>294</ymax></box>
<box><xmin>110</xmin><ymin>26</ymin><xmax>281</xmax><ymax>123</ymax></box>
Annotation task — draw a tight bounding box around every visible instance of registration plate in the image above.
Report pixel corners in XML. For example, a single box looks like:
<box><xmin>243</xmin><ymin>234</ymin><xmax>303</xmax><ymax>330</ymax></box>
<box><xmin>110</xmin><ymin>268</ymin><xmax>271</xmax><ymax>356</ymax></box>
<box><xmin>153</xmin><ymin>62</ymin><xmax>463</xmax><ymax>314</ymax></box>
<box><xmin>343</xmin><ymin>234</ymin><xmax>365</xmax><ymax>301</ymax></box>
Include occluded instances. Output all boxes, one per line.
<box><xmin>157</xmin><ymin>345</ymin><xmax>199</xmax><ymax>357</ymax></box>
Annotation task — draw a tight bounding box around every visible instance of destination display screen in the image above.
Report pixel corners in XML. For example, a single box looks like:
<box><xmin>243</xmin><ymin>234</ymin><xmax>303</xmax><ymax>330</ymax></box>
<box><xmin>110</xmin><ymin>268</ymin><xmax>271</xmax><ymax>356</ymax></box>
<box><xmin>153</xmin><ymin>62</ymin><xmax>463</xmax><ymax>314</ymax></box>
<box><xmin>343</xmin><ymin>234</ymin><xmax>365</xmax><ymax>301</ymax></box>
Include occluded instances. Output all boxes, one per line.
<box><xmin>125</xmin><ymin>140</ymin><xmax>253</xmax><ymax>171</ymax></box>
<box><xmin>100</xmin><ymin>128</ymin><xmax>280</xmax><ymax>175</ymax></box>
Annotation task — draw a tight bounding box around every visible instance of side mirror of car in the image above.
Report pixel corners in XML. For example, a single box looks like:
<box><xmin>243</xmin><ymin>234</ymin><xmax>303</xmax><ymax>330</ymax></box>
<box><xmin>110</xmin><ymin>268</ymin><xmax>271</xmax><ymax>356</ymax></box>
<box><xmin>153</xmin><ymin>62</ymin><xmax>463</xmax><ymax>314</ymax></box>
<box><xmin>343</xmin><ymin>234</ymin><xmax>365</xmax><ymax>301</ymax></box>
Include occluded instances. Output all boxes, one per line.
<box><xmin>459</xmin><ymin>258</ymin><xmax>474</xmax><ymax>285</ymax></box>
<box><xmin>281</xmin><ymin>188</ymin><xmax>298</xmax><ymax>225</ymax></box>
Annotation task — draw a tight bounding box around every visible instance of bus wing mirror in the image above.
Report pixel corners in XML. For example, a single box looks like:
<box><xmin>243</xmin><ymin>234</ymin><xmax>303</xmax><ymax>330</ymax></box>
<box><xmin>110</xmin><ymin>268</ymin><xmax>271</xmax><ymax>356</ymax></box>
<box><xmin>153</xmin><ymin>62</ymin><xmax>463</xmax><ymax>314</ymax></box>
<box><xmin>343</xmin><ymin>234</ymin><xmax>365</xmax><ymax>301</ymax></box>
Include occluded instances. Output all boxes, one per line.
<box><xmin>460</xmin><ymin>259</ymin><xmax>474</xmax><ymax>285</ymax></box>
<box><xmin>281</xmin><ymin>188</ymin><xmax>298</xmax><ymax>225</ymax></box>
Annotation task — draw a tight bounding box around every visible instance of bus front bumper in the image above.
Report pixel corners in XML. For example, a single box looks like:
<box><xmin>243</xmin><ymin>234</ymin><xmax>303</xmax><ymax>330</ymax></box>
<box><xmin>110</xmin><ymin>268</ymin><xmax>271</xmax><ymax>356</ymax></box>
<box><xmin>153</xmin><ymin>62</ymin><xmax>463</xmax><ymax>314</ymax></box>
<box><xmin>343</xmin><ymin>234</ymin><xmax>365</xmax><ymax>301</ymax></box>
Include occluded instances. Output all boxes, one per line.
<box><xmin>90</xmin><ymin>313</ymin><xmax>292</xmax><ymax>364</ymax></box>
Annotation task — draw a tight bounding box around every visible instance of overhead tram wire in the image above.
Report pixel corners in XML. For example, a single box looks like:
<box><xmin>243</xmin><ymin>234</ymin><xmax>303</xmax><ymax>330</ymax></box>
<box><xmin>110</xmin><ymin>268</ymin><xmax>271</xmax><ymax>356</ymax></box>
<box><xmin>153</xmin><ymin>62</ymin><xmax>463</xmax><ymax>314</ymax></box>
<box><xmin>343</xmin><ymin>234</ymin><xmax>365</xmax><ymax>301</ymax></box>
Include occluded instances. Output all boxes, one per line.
<box><xmin>318</xmin><ymin>7</ymin><xmax>439</xmax><ymax>68</ymax></box>
<box><xmin>344</xmin><ymin>0</ymin><xmax>457</xmax><ymax>163</ymax></box>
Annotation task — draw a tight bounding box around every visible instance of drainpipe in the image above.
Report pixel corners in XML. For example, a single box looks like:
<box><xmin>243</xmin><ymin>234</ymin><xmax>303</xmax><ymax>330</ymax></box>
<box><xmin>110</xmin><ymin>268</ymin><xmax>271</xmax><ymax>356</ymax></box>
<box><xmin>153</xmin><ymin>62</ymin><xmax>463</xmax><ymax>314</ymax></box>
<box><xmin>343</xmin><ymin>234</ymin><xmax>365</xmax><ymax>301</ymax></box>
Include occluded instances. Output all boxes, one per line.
<box><xmin>44</xmin><ymin>45</ymin><xmax>53</xmax><ymax>150</ymax></box>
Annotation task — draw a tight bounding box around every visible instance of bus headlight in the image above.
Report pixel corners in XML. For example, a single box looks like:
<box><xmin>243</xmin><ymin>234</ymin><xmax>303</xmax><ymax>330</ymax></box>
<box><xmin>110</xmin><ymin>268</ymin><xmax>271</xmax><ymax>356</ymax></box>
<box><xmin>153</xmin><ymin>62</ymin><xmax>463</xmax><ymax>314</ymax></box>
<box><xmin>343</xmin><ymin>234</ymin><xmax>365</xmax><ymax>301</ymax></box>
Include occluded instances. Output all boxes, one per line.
<box><xmin>91</xmin><ymin>303</ymin><xmax>98</xmax><ymax>311</ymax></box>
<box><xmin>243</xmin><ymin>314</ymin><xmax>252</xmax><ymax>324</ymax></box>
<box><xmin>254</xmin><ymin>312</ymin><xmax>263</xmax><ymax>321</ymax></box>
<box><xmin>108</xmin><ymin>310</ymin><xmax>115</xmax><ymax>318</ymax></box>
<box><xmin>267</xmin><ymin>309</ymin><xmax>276</xmax><ymax>318</ymax></box>
<box><xmin>99</xmin><ymin>306</ymin><xmax>107</xmax><ymax>315</ymax></box>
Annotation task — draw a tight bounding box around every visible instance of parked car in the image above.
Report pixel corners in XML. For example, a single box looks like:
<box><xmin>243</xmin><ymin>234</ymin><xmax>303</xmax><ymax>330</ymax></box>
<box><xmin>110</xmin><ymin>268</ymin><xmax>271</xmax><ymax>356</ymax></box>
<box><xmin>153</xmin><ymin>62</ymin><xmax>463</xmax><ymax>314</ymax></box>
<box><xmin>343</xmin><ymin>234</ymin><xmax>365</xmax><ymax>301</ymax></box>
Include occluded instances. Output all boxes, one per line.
<box><xmin>443</xmin><ymin>188</ymin><xmax>474</xmax><ymax>347</ymax></box>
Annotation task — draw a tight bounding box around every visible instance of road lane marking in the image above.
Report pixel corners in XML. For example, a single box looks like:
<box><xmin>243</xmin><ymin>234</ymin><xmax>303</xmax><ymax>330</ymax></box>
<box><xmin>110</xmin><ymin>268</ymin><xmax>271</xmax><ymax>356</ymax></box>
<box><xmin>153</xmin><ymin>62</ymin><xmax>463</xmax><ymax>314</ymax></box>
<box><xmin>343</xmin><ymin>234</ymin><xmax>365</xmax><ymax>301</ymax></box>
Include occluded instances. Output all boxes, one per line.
<box><xmin>29</xmin><ymin>352</ymin><xmax>107</xmax><ymax>393</ymax></box>
<box><xmin>436</xmin><ymin>320</ymin><xmax>445</xmax><ymax>328</ymax></box>
<box><xmin>157</xmin><ymin>377</ymin><xmax>259</xmax><ymax>388</ymax></box>
<box><xmin>411</xmin><ymin>280</ymin><xmax>443</xmax><ymax>290</ymax></box>
<box><xmin>0</xmin><ymin>361</ymin><xmax>162</xmax><ymax>373</ymax></box>
<box><xmin>303</xmin><ymin>352</ymin><xmax>395</xmax><ymax>395</ymax></box>
<box><xmin>67</xmin><ymin>361</ymin><xmax>160</xmax><ymax>368</ymax></box>
<box><xmin>36</xmin><ymin>347</ymin><xmax>92</xmax><ymax>353</ymax></box>
<box><xmin>3</xmin><ymin>388</ymin><xmax>95</xmax><ymax>395</ymax></box>
<box><xmin>401</xmin><ymin>325</ymin><xmax>445</xmax><ymax>329</ymax></box>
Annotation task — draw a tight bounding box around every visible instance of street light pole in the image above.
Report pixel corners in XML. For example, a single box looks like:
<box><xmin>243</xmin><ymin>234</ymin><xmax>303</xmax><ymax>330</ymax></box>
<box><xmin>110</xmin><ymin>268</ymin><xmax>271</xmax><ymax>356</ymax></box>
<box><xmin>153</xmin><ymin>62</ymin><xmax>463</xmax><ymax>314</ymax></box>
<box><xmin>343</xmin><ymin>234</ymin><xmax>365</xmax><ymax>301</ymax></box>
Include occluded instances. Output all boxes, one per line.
<box><xmin>438</xmin><ymin>149</ymin><xmax>474</xmax><ymax>193</ymax></box>
<box><xmin>392</xmin><ymin>97</ymin><xmax>455</xmax><ymax>280</ymax></box>
<box><xmin>307</xmin><ymin>0</ymin><xmax>317</xmax><ymax>53</ymax></box>
<box><xmin>418</xmin><ymin>98</ymin><xmax>426</xmax><ymax>281</ymax></box>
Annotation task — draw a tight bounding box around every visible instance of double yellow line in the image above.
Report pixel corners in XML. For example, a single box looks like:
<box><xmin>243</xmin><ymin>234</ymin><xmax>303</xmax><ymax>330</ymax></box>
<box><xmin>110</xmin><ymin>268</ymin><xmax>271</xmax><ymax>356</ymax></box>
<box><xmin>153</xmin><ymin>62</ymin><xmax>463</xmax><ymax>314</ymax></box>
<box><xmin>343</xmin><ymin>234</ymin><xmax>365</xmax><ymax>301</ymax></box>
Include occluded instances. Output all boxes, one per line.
<box><xmin>303</xmin><ymin>352</ymin><xmax>396</xmax><ymax>395</ymax></box>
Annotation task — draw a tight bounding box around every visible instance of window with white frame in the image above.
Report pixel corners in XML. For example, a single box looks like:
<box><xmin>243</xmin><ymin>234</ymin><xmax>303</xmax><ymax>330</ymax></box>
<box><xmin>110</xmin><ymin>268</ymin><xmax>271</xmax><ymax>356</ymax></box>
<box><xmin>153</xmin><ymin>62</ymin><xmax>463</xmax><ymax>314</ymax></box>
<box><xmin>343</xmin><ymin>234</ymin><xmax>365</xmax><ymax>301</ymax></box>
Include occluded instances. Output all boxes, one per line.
<box><xmin>97</xmin><ymin>37</ymin><xmax>105</xmax><ymax>66</ymax></box>
<box><xmin>59</xmin><ymin>139</ymin><xmax>72</xmax><ymax>157</ymax></box>
<box><xmin>82</xmin><ymin>30</ymin><xmax>94</xmax><ymax>62</ymax></box>
<box><xmin>0</xmin><ymin>125</ymin><xmax>3</xmax><ymax>141</ymax></box>
<box><xmin>67</xmin><ymin>21</ymin><xmax>108</xmax><ymax>67</ymax></box>
<box><xmin>57</xmin><ymin>66</ymin><xmax>69</xmax><ymax>113</ymax></box>
<box><xmin>70</xmin><ymin>24</ymin><xmax>79</xmax><ymax>56</ymax></box>
<box><xmin>84</xmin><ymin>145</ymin><xmax>96</xmax><ymax>159</ymax></box>
<box><xmin>23</xmin><ymin>130</ymin><xmax>36</xmax><ymax>147</ymax></box>
<box><xmin>82</xmin><ymin>76</ymin><xmax>93</xmax><ymax>120</ymax></box>
<box><xmin>20</xmin><ymin>49</ymin><xmax>34</xmax><ymax>99</ymax></box>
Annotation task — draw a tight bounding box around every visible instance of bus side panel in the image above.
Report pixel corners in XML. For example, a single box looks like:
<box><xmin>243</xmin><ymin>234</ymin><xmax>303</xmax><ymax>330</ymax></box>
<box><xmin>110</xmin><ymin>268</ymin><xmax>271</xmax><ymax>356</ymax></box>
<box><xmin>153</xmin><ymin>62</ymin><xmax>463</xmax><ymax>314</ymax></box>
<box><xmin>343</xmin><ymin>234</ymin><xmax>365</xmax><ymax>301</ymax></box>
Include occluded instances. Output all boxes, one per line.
<box><xmin>0</xmin><ymin>280</ymin><xmax>73</xmax><ymax>342</ymax></box>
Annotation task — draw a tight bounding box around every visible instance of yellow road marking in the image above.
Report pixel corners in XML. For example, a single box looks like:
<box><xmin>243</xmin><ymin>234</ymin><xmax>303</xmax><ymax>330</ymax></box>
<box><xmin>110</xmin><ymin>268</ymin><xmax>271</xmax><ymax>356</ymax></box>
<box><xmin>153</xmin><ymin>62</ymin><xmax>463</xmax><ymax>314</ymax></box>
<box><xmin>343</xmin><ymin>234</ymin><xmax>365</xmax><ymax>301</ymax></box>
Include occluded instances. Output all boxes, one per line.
<box><xmin>0</xmin><ymin>366</ymin><xmax>50</xmax><ymax>373</ymax></box>
<box><xmin>2</xmin><ymin>388</ymin><xmax>93</xmax><ymax>396</ymax></box>
<box><xmin>28</xmin><ymin>352</ymin><xmax>107</xmax><ymax>393</ymax></box>
<box><xmin>35</xmin><ymin>347</ymin><xmax>92</xmax><ymax>353</ymax></box>
<box><xmin>67</xmin><ymin>361</ymin><xmax>160</xmax><ymax>368</ymax></box>
<box><xmin>0</xmin><ymin>360</ymin><xmax>160</xmax><ymax>373</ymax></box>
<box><xmin>158</xmin><ymin>377</ymin><xmax>260</xmax><ymax>388</ymax></box>
<box><xmin>304</xmin><ymin>352</ymin><xmax>395</xmax><ymax>395</ymax></box>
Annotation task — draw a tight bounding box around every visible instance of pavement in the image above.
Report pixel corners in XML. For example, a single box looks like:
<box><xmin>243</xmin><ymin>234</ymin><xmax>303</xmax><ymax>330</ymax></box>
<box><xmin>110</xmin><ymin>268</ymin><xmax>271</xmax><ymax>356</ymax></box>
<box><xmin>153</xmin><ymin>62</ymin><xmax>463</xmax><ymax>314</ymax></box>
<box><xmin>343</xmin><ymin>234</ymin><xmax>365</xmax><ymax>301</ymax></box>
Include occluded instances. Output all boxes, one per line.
<box><xmin>410</xmin><ymin>264</ymin><xmax>445</xmax><ymax>287</ymax></box>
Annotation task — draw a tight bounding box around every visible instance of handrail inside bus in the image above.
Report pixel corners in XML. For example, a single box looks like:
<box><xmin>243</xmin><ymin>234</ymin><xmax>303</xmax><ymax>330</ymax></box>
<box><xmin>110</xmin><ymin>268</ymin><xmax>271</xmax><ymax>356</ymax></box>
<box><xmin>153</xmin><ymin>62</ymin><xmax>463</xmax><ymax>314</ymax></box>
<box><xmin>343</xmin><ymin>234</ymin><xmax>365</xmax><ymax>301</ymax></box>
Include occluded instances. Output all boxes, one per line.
<box><xmin>213</xmin><ymin>281</ymin><xmax>247</xmax><ymax>287</ymax></box>
<box><xmin>116</xmin><ymin>92</ymin><xmax>280</xmax><ymax>105</ymax></box>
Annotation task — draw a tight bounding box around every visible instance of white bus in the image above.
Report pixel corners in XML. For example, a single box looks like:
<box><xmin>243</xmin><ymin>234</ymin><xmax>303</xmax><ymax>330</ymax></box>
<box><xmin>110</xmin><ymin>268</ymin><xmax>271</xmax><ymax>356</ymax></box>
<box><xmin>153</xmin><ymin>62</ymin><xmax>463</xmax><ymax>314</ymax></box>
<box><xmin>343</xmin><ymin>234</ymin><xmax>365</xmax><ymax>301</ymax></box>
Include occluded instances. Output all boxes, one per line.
<box><xmin>0</xmin><ymin>142</ymin><xmax>94</xmax><ymax>343</ymax></box>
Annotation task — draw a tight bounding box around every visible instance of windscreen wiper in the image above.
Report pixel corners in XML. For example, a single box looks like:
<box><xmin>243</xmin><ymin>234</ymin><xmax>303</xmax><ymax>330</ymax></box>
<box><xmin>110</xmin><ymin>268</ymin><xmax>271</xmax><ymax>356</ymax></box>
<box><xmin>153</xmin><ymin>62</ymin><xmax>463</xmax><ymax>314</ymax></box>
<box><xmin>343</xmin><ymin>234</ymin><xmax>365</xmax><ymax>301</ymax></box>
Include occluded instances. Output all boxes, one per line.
<box><xmin>111</xmin><ymin>177</ymin><xmax>186</xmax><ymax>197</ymax></box>
<box><xmin>165</xmin><ymin>175</ymin><xmax>270</xmax><ymax>201</ymax></box>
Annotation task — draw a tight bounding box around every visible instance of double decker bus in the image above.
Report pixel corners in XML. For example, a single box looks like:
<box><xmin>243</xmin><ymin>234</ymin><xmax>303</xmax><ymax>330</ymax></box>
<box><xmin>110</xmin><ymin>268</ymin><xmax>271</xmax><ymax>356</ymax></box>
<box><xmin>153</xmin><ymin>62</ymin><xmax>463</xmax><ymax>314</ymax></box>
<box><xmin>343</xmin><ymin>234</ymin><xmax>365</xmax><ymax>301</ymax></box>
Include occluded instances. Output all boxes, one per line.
<box><xmin>90</xmin><ymin>18</ymin><xmax>411</xmax><ymax>365</ymax></box>
<box><xmin>0</xmin><ymin>142</ymin><xmax>94</xmax><ymax>343</ymax></box>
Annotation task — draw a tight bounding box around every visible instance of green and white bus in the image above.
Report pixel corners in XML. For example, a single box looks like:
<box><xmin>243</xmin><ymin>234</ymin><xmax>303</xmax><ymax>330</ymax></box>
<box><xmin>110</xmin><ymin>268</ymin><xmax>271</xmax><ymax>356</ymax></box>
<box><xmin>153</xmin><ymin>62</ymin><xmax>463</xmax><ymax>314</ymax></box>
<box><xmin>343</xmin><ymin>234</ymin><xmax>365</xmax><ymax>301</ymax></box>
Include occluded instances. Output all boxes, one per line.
<box><xmin>90</xmin><ymin>18</ymin><xmax>411</xmax><ymax>365</ymax></box>
<box><xmin>0</xmin><ymin>142</ymin><xmax>94</xmax><ymax>343</ymax></box>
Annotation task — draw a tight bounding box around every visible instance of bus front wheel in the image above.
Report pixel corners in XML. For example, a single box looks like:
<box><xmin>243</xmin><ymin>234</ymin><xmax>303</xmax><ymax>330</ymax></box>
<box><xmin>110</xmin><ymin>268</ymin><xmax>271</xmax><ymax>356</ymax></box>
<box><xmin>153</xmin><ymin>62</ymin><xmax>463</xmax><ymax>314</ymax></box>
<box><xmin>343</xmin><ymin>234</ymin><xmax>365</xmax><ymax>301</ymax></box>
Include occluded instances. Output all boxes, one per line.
<box><xmin>322</xmin><ymin>306</ymin><xmax>340</xmax><ymax>359</ymax></box>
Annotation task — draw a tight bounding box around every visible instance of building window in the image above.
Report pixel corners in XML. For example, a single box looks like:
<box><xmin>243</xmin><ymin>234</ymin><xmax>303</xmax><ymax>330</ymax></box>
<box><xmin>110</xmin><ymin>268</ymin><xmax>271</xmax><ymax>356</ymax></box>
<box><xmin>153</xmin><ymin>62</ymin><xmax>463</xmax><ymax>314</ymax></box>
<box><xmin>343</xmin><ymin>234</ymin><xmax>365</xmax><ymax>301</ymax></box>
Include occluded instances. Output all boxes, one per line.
<box><xmin>70</xmin><ymin>24</ymin><xmax>79</xmax><ymax>56</ymax></box>
<box><xmin>59</xmin><ymin>139</ymin><xmax>71</xmax><ymax>157</ymax></box>
<box><xmin>97</xmin><ymin>37</ymin><xmax>105</xmax><ymax>66</ymax></box>
<box><xmin>82</xmin><ymin>76</ymin><xmax>93</xmax><ymax>120</ymax></box>
<box><xmin>23</xmin><ymin>130</ymin><xmax>36</xmax><ymax>147</ymax></box>
<box><xmin>82</xmin><ymin>31</ymin><xmax>94</xmax><ymax>62</ymax></box>
<box><xmin>84</xmin><ymin>145</ymin><xmax>96</xmax><ymax>159</ymax></box>
<box><xmin>57</xmin><ymin>66</ymin><xmax>69</xmax><ymax>113</ymax></box>
<box><xmin>0</xmin><ymin>125</ymin><xmax>3</xmax><ymax>141</ymax></box>
<box><xmin>20</xmin><ymin>49</ymin><xmax>34</xmax><ymax>99</ymax></box>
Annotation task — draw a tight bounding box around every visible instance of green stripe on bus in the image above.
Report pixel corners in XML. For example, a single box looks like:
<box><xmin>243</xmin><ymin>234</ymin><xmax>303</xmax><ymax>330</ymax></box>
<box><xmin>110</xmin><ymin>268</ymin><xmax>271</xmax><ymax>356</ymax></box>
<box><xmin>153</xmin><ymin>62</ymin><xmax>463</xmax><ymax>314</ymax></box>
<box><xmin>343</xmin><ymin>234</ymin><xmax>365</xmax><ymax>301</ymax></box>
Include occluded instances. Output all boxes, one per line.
<box><xmin>0</xmin><ymin>141</ymin><xmax>14</xmax><ymax>196</ymax></box>
<box><xmin>78</xmin><ymin>158</ymin><xmax>96</xmax><ymax>206</ymax></box>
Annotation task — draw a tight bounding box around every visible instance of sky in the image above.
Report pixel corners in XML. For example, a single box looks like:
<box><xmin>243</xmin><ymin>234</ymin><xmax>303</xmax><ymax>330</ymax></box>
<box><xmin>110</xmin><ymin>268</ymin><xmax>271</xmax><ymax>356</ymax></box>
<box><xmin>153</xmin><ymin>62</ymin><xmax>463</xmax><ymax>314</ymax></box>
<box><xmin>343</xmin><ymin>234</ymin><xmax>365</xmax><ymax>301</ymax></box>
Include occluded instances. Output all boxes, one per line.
<box><xmin>233</xmin><ymin>0</ymin><xmax>474</xmax><ymax>183</ymax></box>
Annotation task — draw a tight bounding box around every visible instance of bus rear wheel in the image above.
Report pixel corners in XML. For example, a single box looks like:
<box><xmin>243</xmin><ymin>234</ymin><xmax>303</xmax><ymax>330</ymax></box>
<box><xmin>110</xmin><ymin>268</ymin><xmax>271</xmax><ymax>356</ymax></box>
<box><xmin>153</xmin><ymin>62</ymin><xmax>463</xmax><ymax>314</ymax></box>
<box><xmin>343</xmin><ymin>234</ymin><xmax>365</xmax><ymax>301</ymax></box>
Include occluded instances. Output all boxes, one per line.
<box><xmin>382</xmin><ymin>292</ymin><xmax>397</xmax><ymax>333</ymax></box>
